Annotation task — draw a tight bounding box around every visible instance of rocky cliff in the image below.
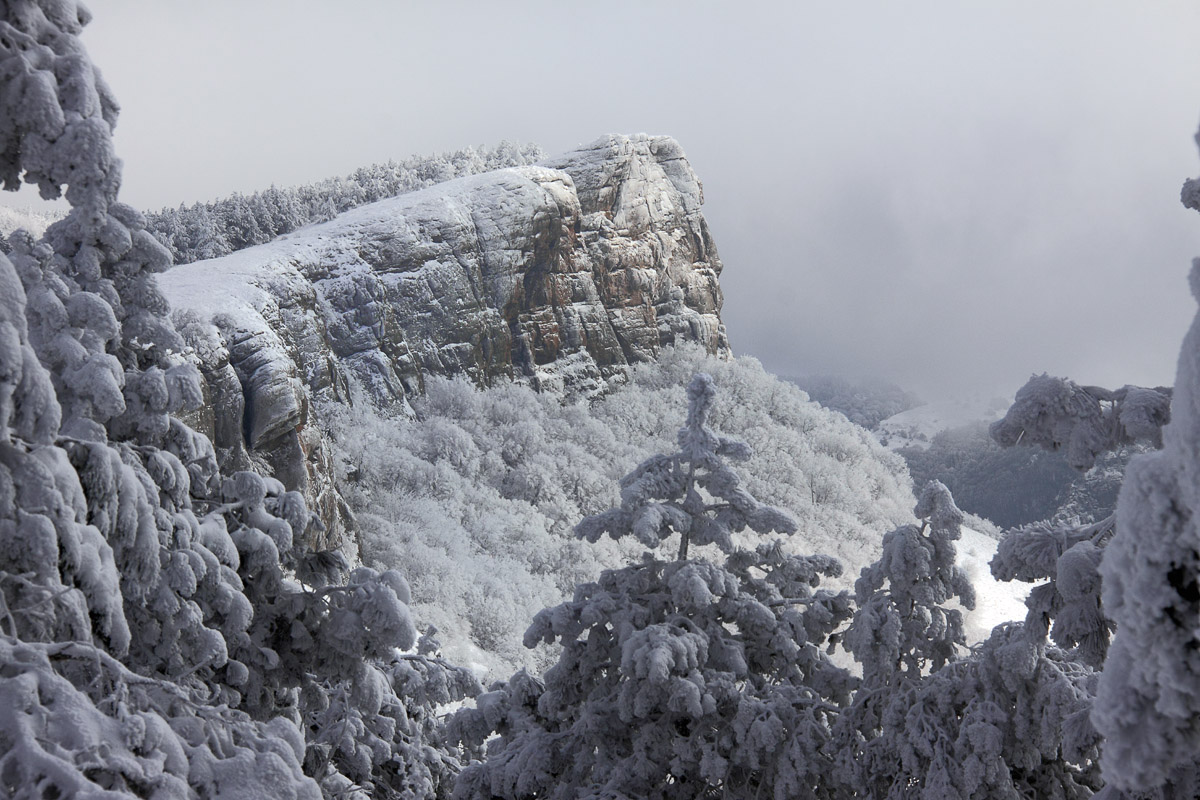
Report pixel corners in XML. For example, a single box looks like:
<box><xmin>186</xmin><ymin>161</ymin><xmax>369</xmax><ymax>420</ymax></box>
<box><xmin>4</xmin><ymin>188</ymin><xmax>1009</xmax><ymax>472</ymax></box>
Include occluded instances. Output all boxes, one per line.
<box><xmin>160</xmin><ymin>134</ymin><xmax>729</xmax><ymax>549</ymax></box>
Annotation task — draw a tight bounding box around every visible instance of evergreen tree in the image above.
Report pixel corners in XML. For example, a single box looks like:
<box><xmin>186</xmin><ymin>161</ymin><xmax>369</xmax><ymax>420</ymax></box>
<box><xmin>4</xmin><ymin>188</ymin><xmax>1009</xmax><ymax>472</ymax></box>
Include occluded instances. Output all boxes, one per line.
<box><xmin>838</xmin><ymin>483</ymin><xmax>1103</xmax><ymax>798</ymax></box>
<box><xmin>575</xmin><ymin>372</ymin><xmax>799</xmax><ymax>561</ymax></box>
<box><xmin>990</xmin><ymin>374</ymin><xmax>1171</xmax><ymax>472</ymax></box>
<box><xmin>452</xmin><ymin>374</ymin><xmax>853</xmax><ymax>799</ymax></box>
<box><xmin>837</xmin><ymin>482</ymin><xmax>974</xmax><ymax>793</ymax></box>
<box><xmin>0</xmin><ymin>3</ymin><xmax>477</xmax><ymax>797</ymax></box>
<box><xmin>1090</xmin><ymin>131</ymin><xmax>1200</xmax><ymax>796</ymax></box>
<box><xmin>991</xmin><ymin>515</ymin><xmax>1113</xmax><ymax>668</ymax></box>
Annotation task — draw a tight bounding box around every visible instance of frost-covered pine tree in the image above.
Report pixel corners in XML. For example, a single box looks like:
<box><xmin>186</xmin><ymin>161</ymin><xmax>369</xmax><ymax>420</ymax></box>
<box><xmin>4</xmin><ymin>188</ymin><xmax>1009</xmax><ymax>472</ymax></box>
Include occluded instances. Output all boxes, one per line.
<box><xmin>990</xmin><ymin>515</ymin><xmax>1113</xmax><ymax>668</ymax></box>
<box><xmin>846</xmin><ymin>481</ymin><xmax>975</xmax><ymax>686</ymax></box>
<box><xmin>986</xmin><ymin>373</ymin><xmax>1171</xmax><ymax>678</ymax></box>
<box><xmin>982</xmin><ymin>370</ymin><xmax>1184</xmax><ymax>798</ymax></box>
<box><xmin>990</xmin><ymin>374</ymin><xmax>1171</xmax><ymax>472</ymax></box>
<box><xmin>2</xmin><ymin>6</ymin><xmax>314</xmax><ymax>796</ymax></box>
<box><xmin>1089</xmin><ymin>128</ymin><xmax>1200</xmax><ymax>796</ymax></box>
<box><xmin>452</xmin><ymin>374</ymin><xmax>854</xmax><ymax>799</ymax></box>
<box><xmin>838</xmin><ymin>482</ymin><xmax>1103</xmax><ymax>798</ymax></box>
<box><xmin>576</xmin><ymin>372</ymin><xmax>799</xmax><ymax>560</ymax></box>
<box><xmin>837</xmin><ymin>482</ymin><xmax>974</xmax><ymax>791</ymax></box>
<box><xmin>867</xmin><ymin>620</ymin><xmax>1103</xmax><ymax>799</ymax></box>
<box><xmin>0</xmin><ymin>3</ymin><xmax>477</xmax><ymax>797</ymax></box>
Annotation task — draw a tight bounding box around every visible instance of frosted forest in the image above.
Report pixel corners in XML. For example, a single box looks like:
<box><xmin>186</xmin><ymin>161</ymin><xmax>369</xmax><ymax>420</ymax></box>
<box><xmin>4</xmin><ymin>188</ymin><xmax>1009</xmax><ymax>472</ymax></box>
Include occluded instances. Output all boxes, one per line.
<box><xmin>2</xmin><ymin>2</ymin><xmax>1200</xmax><ymax>799</ymax></box>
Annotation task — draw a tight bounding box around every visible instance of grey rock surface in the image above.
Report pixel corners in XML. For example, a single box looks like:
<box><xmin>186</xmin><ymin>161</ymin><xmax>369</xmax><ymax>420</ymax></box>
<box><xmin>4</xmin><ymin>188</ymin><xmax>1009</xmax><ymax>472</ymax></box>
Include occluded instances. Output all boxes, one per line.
<box><xmin>160</xmin><ymin>134</ymin><xmax>729</xmax><ymax>550</ymax></box>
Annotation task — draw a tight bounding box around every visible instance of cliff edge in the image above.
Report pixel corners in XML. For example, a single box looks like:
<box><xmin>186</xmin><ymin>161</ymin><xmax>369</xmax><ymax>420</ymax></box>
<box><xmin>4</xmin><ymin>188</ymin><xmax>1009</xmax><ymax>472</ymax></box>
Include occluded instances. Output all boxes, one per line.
<box><xmin>160</xmin><ymin>134</ymin><xmax>730</xmax><ymax>549</ymax></box>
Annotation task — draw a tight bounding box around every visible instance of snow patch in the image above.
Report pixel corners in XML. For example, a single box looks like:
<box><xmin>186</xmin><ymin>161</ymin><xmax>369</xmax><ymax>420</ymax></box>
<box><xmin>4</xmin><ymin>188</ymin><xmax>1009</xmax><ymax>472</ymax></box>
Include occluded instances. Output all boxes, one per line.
<box><xmin>876</xmin><ymin>395</ymin><xmax>1009</xmax><ymax>451</ymax></box>
<box><xmin>956</xmin><ymin>525</ymin><xmax>1028</xmax><ymax>644</ymax></box>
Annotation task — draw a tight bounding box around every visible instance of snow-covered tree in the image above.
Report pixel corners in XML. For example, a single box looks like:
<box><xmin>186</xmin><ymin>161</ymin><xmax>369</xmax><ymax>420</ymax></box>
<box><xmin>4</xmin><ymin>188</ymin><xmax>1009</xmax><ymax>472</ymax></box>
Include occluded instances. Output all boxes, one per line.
<box><xmin>985</xmin><ymin>373</ymin><xmax>1169</xmax><ymax>692</ymax></box>
<box><xmin>990</xmin><ymin>374</ymin><xmax>1171</xmax><ymax>472</ymax></box>
<box><xmin>836</xmin><ymin>483</ymin><xmax>1103</xmax><ymax>798</ymax></box>
<box><xmin>0</xmin><ymin>3</ymin><xmax>476</xmax><ymax>797</ymax></box>
<box><xmin>846</xmin><ymin>481</ymin><xmax>975</xmax><ymax>686</ymax></box>
<box><xmin>991</xmin><ymin>515</ymin><xmax>1113</xmax><ymax>668</ymax></box>
<box><xmin>452</xmin><ymin>374</ymin><xmax>854</xmax><ymax>799</ymax></box>
<box><xmin>1089</xmin><ymin>131</ymin><xmax>1200</xmax><ymax>796</ymax></box>
<box><xmin>874</xmin><ymin>621</ymin><xmax>1103</xmax><ymax>799</ymax></box>
<box><xmin>836</xmin><ymin>482</ymin><xmax>974</xmax><ymax>791</ymax></box>
<box><xmin>576</xmin><ymin>373</ymin><xmax>803</xmax><ymax>560</ymax></box>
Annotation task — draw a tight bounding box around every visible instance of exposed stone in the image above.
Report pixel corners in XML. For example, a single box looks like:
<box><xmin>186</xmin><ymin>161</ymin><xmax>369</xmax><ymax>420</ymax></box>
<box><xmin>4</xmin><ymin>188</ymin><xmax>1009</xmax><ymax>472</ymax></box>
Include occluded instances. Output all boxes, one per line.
<box><xmin>160</xmin><ymin>134</ymin><xmax>729</xmax><ymax>551</ymax></box>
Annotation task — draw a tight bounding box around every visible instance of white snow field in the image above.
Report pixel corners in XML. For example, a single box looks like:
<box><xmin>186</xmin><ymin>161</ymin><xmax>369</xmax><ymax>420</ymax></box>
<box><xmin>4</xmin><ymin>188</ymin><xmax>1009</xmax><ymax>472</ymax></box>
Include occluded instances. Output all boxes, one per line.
<box><xmin>876</xmin><ymin>395</ymin><xmax>1010</xmax><ymax>451</ymax></box>
<box><xmin>957</xmin><ymin>525</ymin><xmax>1030</xmax><ymax>643</ymax></box>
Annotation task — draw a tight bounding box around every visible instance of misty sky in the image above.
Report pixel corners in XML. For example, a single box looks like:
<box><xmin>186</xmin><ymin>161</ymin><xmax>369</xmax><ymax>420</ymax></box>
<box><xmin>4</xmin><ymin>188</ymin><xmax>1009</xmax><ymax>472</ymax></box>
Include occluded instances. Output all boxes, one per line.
<box><xmin>22</xmin><ymin>1</ymin><xmax>1200</xmax><ymax>399</ymax></box>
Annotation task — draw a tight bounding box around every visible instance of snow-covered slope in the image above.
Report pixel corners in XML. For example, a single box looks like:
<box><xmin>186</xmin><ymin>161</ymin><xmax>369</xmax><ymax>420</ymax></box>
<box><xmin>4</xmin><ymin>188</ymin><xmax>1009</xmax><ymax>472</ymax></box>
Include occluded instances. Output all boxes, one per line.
<box><xmin>160</xmin><ymin>134</ymin><xmax>728</xmax><ymax>549</ymax></box>
<box><xmin>876</xmin><ymin>395</ymin><xmax>1009</xmax><ymax>451</ymax></box>
<box><xmin>957</xmin><ymin>525</ymin><xmax>1028</xmax><ymax>643</ymax></box>
<box><xmin>338</xmin><ymin>349</ymin><xmax>921</xmax><ymax>676</ymax></box>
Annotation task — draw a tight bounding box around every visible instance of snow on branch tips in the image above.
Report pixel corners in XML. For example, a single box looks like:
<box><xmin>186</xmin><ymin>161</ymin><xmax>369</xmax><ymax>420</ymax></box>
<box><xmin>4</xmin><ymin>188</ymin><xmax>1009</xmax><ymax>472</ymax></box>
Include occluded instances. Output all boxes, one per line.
<box><xmin>575</xmin><ymin>372</ymin><xmax>797</xmax><ymax>561</ymax></box>
<box><xmin>0</xmin><ymin>3</ymin><xmax>480</xmax><ymax>798</ymax></box>
<box><xmin>989</xmin><ymin>373</ymin><xmax>1171</xmax><ymax>471</ymax></box>
<box><xmin>452</xmin><ymin>374</ymin><xmax>853</xmax><ymax>799</ymax></box>
<box><xmin>1091</xmin><ymin>124</ymin><xmax>1200</xmax><ymax>795</ymax></box>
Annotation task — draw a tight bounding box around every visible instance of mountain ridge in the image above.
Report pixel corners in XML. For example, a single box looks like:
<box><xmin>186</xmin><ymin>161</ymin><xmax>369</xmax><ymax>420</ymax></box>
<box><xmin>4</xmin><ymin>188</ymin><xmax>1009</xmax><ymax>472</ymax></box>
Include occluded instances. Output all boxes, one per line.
<box><xmin>161</xmin><ymin>134</ymin><xmax>730</xmax><ymax>549</ymax></box>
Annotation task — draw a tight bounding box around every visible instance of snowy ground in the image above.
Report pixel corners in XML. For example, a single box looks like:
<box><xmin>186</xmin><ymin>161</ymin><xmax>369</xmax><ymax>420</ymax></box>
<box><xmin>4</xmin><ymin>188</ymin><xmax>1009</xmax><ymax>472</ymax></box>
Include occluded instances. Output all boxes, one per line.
<box><xmin>956</xmin><ymin>525</ymin><xmax>1029</xmax><ymax>643</ymax></box>
<box><xmin>876</xmin><ymin>395</ymin><xmax>1010</xmax><ymax>451</ymax></box>
<box><xmin>872</xmin><ymin>400</ymin><xmax>1036</xmax><ymax>643</ymax></box>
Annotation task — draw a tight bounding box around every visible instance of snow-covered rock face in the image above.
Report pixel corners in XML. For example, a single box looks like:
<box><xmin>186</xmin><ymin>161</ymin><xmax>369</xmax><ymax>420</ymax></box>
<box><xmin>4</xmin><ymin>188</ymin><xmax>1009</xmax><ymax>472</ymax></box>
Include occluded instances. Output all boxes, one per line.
<box><xmin>541</xmin><ymin>135</ymin><xmax>727</xmax><ymax>370</ymax></box>
<box><xmin>160</xmin><ymin>134</ymin><xmax>728</xmax><ymax>549</ymax></box>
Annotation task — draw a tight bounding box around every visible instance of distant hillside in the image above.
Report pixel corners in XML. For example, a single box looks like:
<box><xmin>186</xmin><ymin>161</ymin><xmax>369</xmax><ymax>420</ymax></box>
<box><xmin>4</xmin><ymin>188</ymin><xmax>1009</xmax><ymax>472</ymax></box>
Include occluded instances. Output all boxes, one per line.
<box><xmin>787</xmin><ymin>374</ymin><xmax>922</xmax><ymax>429</ymax></box>
<box><xmin>899</xmin><ymin>419</ymin><xmax>1083</xmax><ymax>529</ymax></box>
<box><xmin>880</xmin><ymin>403</ymin><xmax>1137</xmax><ymax>530</ymax></box>
<box><xmin>336</xmin><ymin>347</ymin><xmax>920</xmax><ymax>675</ymax></box>
<box><xmin>328</xmin><ymin>345</ymin><xmax>1029</xmax><ymax>677</ymax></box>
<box><xmin>875</xmin><ymin>394</ymin><xmax>1009</xmax><ymax>450</ymax></box>
<box><xmin>794</xmin><ymin>383</ymin><xmax>1134</xmax><ymax>530</ymax></box>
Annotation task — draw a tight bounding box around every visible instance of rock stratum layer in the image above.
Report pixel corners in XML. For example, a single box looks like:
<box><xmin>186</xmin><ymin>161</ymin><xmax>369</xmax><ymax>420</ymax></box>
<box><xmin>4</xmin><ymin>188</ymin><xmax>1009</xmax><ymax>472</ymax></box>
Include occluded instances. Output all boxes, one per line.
<box><xmin>160</xmin><ymin>134</ymin><xmax>729</xmax><ymax>548</ymax></box>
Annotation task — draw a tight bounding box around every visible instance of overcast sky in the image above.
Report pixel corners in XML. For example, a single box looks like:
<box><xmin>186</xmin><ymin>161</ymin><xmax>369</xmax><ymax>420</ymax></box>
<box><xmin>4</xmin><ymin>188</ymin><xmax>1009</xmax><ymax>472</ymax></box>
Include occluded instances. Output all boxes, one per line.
<box><xmin>29</xmin><ymin>1</ymin><xmax>1200</xmax><ymax>398</ymax></box>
